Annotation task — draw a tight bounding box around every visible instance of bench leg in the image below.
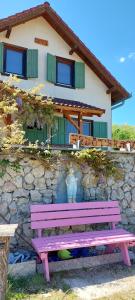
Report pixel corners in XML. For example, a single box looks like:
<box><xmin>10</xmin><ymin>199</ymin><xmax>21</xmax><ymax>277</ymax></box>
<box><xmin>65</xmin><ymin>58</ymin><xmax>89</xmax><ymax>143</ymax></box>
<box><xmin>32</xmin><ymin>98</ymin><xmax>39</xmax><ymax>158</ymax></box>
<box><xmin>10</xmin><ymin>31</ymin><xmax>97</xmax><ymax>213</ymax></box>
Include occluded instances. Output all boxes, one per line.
<box><xmin>120</xmin><ymin>243</ymin><xmax>131</xmax><ymax>266</ymax></box>
<box><xmin>42</xmin><ymin>252</ymin><xmax>50</xmax><ymax>282</ymax></box>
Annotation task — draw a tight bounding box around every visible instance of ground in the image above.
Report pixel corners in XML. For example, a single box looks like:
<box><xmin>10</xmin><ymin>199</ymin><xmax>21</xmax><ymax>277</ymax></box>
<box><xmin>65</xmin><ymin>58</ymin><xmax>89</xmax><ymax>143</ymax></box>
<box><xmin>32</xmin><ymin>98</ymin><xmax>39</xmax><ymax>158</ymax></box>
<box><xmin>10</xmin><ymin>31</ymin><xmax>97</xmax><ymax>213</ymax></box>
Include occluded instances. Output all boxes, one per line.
<box><xmin>7</xmin><ymin>262</ymin><xmax>135</xmax><ymax>300</ymax></box>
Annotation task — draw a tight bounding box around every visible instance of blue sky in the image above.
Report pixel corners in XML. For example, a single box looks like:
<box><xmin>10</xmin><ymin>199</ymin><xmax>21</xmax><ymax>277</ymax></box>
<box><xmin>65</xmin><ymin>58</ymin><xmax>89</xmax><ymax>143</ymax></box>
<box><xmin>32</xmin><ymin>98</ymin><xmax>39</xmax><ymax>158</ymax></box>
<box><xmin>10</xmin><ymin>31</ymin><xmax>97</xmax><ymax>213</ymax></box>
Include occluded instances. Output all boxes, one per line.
<box><xmin>0</xmin><ymin>0</ymin><xmax>135</xmax><ymax>125</ymax></box>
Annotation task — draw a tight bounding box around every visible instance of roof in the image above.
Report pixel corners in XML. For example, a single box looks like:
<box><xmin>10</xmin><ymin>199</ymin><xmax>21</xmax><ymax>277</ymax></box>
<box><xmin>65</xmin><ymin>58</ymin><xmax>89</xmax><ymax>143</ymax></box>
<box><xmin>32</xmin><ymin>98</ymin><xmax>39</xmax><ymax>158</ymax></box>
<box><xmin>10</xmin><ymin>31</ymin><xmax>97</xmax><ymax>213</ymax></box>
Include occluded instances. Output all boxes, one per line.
<box><xmin>52</xmin><ymin>98</ymin><xmax>105</xmax><ymax>116</ymax></box>
<box><xmin>0</xmin><ymin>2</ymin><xmax>130</xmax><ymax>104</ymax></box>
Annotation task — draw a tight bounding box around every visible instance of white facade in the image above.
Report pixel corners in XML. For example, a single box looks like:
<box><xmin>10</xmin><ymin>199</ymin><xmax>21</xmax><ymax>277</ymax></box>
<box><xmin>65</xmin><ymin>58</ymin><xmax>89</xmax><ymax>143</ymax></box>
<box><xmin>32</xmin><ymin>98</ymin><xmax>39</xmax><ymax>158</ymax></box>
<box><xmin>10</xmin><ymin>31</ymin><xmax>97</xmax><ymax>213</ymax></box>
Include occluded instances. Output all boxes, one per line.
<box><xmin>0</xmin><ymin>16</ymin><xmax>112</xmax><ymax>137</ymax></box>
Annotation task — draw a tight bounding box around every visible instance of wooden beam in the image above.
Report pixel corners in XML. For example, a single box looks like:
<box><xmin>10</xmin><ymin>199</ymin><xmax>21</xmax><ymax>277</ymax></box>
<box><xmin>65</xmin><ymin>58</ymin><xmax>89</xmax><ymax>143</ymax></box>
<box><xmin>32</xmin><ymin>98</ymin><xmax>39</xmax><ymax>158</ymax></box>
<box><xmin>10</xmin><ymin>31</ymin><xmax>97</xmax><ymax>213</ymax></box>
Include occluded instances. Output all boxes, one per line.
<box><xmin>35</xmin><ymin>37</ymin><xmax>48</xmax><ymax>46</ymax></box>
<box><xmin>64</xmin><ymin>113</ymin><xmax>80</xmax><ymax>132</ymax></box>
<box><xmin>69</xmin><ymin>45</ymin><xmax>78</xmax><ymax>55</ymax></box>
<box><xmin>78</xmin><ymin>113</ymin><xmax>83</xmax><ymax>134</ymax></box>
<box><xmin>106</xmin><ymin>86</ymin><xmax>116</xmax><ymax>94</ymax></box>
<box><xmin>6</xmin><ymin>27</ymin><xmax>12</xmax><ymax>38</ymax></box>
<box><xmin>54</xmin><ymin>104</ymin><xmax>105</xmax><ymax>116</ymax></box>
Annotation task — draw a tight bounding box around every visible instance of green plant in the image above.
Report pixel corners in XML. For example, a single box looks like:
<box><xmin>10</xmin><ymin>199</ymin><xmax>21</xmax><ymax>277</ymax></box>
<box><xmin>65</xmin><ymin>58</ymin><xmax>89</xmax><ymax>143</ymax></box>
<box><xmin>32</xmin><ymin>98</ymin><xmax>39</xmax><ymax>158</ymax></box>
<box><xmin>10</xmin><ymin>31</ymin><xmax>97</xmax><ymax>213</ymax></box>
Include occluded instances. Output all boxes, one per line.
<box><xmin>71</xmin><ymin>148</ymin><xmax>122</xmax><ymax>179</ymax></box>
<box><xmin>0</xmin><ymin>159</ymin><xmax>21</xmax><ymax>178</ymax></box>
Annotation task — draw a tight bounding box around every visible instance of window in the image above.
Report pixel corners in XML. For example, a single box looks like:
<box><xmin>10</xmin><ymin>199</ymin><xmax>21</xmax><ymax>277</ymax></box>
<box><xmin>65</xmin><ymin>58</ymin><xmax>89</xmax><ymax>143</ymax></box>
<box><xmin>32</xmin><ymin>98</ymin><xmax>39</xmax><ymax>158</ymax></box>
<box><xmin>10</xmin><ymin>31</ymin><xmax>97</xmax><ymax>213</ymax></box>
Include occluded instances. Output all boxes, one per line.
<box><xmin>4</xmin><ymin>45</ymin><xmax>26</xmax><ymax>77</ymax></box>
<box><xmin>65</xmin><ymin>119</ymin><xmax>93</xmax><ymax>144</ymax></box>
<box><xmin>56</xmin><ymin>57</ymin><xmax>74</xmax><ymax>87</ymax></box>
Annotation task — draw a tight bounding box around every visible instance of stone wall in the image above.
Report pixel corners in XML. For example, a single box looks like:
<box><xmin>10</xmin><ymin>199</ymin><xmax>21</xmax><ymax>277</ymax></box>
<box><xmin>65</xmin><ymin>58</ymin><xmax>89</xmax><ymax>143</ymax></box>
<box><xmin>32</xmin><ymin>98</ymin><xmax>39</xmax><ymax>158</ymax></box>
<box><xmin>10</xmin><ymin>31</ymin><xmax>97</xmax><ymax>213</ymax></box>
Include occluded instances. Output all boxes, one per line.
<box><xmin>0</xmin><ymin>152</ymin><xmax>135</xmax><ymax>249</ymax></box>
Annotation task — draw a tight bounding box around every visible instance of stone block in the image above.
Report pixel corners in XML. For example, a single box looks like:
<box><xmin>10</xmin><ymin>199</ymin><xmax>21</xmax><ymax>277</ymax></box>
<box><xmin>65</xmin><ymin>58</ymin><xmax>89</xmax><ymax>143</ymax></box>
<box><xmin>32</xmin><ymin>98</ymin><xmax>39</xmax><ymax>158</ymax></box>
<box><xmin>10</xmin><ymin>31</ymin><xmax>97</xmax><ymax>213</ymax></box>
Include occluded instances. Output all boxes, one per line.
<box><xmin>44</xmin><ymin>170</ymin><xmax>53</xmax><ymax>179</ymax></box>
<box><xmin>1</xmin><ymin>193</ymin><xmax>12</xmax><ymax>204</ymax></box>
<box><xmin>30</xmin><ymin>190</ymin><xmax>42</xmax><ymax>202</ymax></box>
<box><xmin>32</xmin><ymin>166</ymin><xmax>44</xmax><ymax>178</ymax></box>
<box><xmin>2</xmin><ymin>182</ymin><xmax>16</xmax><ymax>193</ymax></box>
<box><xmin>8</xmin><ymin>260</ymin><xmax>36</xmax><ymax>278</ymax></box>
<box><xmin>37</xmin><ymin>251</ymin><xmax>134</xmax><ymax>273</ymax></box>
<box><xmin>13</xmin><ymin>189</ymin><xmax>29</xmax><ymax>199</ymax></box>
<box><xmin>25</xmin><ymin>173</ymin><xmax>34</xmax><ymax>184</ymax></box>
<box><xmin>13</xmin><ymin>176</ymin><xmax>23</xmax><ymax>188</ymax></box>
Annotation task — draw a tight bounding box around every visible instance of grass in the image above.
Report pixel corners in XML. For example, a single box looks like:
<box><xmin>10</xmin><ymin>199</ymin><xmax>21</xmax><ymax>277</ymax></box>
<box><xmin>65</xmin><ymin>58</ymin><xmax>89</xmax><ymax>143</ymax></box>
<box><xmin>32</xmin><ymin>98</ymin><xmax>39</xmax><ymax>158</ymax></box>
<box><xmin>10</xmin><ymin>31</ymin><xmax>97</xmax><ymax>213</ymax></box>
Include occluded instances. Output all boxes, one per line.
<box><xmin>98</xmin><ymin>291</ymin><xmax>135</xmax><ymax>300</ymax></box>
<box><xmin>6</xmin><ymin>273</ymin><xmax>77</xmax><ymax>300</ymax></box>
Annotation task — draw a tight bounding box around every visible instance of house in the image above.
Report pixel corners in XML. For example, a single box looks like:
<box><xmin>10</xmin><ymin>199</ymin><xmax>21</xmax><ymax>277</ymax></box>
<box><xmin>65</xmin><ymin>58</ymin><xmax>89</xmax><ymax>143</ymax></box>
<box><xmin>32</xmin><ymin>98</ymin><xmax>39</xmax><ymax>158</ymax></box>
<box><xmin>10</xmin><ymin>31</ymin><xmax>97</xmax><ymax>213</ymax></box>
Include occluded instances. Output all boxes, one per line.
<box><xmin>0</xmin><ymin>2</ymin><xmax>130</xmax><ymax>146</ymax></box>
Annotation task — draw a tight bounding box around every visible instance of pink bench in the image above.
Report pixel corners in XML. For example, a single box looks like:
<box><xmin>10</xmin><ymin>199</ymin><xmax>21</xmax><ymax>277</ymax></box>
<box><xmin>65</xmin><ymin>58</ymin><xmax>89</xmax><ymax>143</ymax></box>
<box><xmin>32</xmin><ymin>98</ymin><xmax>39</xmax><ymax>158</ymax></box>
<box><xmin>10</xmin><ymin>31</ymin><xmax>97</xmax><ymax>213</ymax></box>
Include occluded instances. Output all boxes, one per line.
<box><xmin>30</xmin><ymin>201</ymin><xmax>135</xmax><ymax>282</ymax></box>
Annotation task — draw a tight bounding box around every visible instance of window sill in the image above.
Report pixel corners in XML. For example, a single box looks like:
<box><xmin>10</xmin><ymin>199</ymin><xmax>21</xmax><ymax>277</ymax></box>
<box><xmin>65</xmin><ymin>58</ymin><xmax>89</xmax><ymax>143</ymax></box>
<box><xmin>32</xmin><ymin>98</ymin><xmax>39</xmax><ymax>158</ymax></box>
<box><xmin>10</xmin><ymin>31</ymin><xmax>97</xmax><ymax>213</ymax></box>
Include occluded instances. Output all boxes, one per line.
<box><xmin>1</xmin><ymin>72</ymin><xmax>27</xmax><ymax>80</ymax></box>
<box><xmin>55</xmin><ymin>83</ymin><xmax>75</xmax><ymax>89</ymax></box>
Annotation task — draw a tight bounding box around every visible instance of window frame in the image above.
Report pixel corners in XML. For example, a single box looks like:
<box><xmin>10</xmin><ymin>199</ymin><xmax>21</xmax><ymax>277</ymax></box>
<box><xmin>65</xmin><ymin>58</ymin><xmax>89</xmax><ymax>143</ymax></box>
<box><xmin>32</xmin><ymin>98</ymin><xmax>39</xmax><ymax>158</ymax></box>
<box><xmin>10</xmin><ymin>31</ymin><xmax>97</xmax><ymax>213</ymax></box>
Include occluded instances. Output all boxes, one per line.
<box><xmin>56</xmin><ymin>56</ymin><xmax>75</xmax><ymax>89</ymax></box>
<box><xmin>3</xmin><ymin>43</ymin><xmax>27</xmax><ymax>78</ymax></box>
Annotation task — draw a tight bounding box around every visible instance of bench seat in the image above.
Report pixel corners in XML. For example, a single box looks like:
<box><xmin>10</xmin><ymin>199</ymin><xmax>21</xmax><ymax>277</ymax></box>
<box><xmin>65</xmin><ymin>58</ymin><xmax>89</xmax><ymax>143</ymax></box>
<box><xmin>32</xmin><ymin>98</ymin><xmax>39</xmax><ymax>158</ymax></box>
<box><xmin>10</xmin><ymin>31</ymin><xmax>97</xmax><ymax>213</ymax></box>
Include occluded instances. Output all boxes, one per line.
<box><xmin>30</xmin><ymin>201</ymin><xmax>135</xmax><ymax>281</ymax></box>
<box><xmin>32</xmin><ymin>228</ymin><xmax>135</xmax><ymax>254</ymax></box>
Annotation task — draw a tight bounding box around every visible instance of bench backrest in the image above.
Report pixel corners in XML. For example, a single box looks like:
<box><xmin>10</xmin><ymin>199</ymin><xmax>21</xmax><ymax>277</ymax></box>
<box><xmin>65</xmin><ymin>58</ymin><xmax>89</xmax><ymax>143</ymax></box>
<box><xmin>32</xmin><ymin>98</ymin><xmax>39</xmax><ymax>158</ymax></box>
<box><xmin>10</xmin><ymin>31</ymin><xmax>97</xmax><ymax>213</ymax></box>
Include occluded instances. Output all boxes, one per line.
<box><xmin>30</xmin><ymin>201</ymin><xmax>121</xmax><ymax>236</ymax></box>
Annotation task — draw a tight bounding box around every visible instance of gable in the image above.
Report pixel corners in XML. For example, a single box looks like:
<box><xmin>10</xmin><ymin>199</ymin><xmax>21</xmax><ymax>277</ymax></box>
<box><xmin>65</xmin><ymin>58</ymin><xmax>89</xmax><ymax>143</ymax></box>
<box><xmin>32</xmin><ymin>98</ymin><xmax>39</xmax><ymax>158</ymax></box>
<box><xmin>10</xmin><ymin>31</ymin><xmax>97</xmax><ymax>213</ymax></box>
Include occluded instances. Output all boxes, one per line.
<box><xmin>0</xmin><ymin>2</ymin><xmax>130</xmax><ymax>104</ymax></box>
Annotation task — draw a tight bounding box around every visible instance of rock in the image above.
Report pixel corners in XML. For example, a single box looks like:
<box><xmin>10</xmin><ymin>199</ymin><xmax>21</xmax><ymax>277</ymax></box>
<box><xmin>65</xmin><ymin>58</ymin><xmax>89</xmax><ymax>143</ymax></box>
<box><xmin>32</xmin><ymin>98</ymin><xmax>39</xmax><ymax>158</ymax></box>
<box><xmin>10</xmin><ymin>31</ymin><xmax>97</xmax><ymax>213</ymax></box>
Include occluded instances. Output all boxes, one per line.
<box><xmin>122</xmin><ymin>199</ymin><xmax>128</xmax><ymax>209</ymax></box>
<box><xmin>44</xmin><ymin>170</ymin><xmax>53</xmax><ymax>179</ymax></box>
<box><xmin>13</xmin><ymin>189</ymin><xmax>29</xmax><ymax>199</ymax></box>
<box><xmin>16</xmin><ymin>197</ymin><xmax>29</xmax><ymax>205</ymax></box>
<box><xmin>107</xmin><ymin>177</ymin><xmax>115</xmax><ymax>187</ymax></box>
<box><xmin>0</xmin><ymin>178</ymin><xmax>4</xmax><ymax>187</ymax></box>
<box><xmin>34</xmin><ymin>177</ymin><xmax>46</xmax><ymax>189</ymax></box>
<box><xmin>131</xmin><ymin>201</ymin><xmax>135</xmax><ymax>210</ymax></box>
<box><xmin>23</xmin><ymin>223</ymin><xmax>32</xmax><ymax>237</ymax></box>
<box><xmin>25</xmin><ymin>173</ymin><xmax>34</xmax><ymax>184</ymax></box>
<box><xmin>126</xmin><ymin>208</ymin><xmax>134</xmax><ymax>216</ymax></box>
<box><xmin>19</xmin><ymin>158</ymin><xmax>30</xmax><ymax>166</ymax></box>
<box><xmin>43</xmin><ymin>198</ymin><xmax>52</xmax><ymax>204</ymax></box>
<box><xmin>32</xmin><ymin>166</ymin><xmax>44</xmax><ymax>178</ymax></box>
<box><xmin>23</xmin><ymin>182</ymin><xmax>34</xmax><ymax>190</ymax></box>
<box><xmin>0</xmin><ymin>202</ymin><xmax>8</xmax><ymax>215</ymax></box>
<box><xmin>1</xmin><ymin>193</ymin><xmax>12</xmax><ymax>204</ymax></box>
<box><xmin>2</xmin><ymin>182</ymin><xmax>16</xmax><ymax>193</ymax></box>
<box><xmin>9</xmin><ymin>202</ymin><xmax>17</xmax><ymax>215</ymax></box>
<box><xmin>132</xmin><ymin>188</ymin><xmax>135</xmax><ymax>201</ymax></box>
<box><xmin>46</xmin><ymin>179</ymin><xmax>52</xmax><ymax>187</ymax></box>
<box><xmin>30</xmin><ymin>190</ymin><xmax>42</xmax><ymax>202</ymax></box>
<box><xmin>24</xmin><ymin>167</ymin><xmax>32</xmax><ymax>174</ymax></box>
<box><xmin>111</xmin><ymin>188</ymin><xmax>124</xmax><ymax>200</ymax></box>
<box><xmin>130</xmin><ymin>217</ymin><xmax>135</xmax><ymax>224</ymax></box>
<box><xmin>123</xmin><ymin>184</ymin><xmax>130</xmax><ymax>192</ymax></box>
<box><xmin>6</xmin><ymin>167</ymin><xmax>17</xmax><ymax>177</ymax></box>
<box><xmin>82</xmin><ymin>174</ymin><xmax>97</xmax><ymax>188</ymax></box>
<box><xmin>121</xmin><ymin>214</ymin><xmax>128</xmax><ymax>225</ymax></box>
<box><xmin>13</xmin><ymin>176</ymin><xmax>23</xmax><ymax>188</ymax></box>
<box><xmin>125</xmin><ymin>192</ymin><xmax>131</xmax><ymax>203</ymax></box>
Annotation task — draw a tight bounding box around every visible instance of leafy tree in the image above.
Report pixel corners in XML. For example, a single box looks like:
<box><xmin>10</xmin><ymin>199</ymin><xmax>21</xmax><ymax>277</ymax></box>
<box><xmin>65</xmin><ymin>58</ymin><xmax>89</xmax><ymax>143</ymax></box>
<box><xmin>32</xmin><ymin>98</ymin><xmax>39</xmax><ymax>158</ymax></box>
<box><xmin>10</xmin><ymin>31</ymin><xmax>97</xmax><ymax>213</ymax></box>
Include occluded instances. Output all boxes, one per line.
<box><xmin>112</xmin><ymin>124</ymin><xmax>135</xmax><ymax>140</ymax></box>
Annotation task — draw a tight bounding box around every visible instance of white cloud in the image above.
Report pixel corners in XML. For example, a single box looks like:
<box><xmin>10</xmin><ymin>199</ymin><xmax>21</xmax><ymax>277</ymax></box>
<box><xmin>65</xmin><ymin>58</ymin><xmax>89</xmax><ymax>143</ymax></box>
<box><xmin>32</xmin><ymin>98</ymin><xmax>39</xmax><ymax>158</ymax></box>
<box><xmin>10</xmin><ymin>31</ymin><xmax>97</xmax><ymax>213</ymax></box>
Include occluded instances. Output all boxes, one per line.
<box><xmin>119</xmin><ymin>57</ymin><xmax>126</xmax><ymax>63</ymax></box>
<box><xmin>128</xmin><ymin>52</ymin><xmax>135</xmax><ymax>60</ymax></box>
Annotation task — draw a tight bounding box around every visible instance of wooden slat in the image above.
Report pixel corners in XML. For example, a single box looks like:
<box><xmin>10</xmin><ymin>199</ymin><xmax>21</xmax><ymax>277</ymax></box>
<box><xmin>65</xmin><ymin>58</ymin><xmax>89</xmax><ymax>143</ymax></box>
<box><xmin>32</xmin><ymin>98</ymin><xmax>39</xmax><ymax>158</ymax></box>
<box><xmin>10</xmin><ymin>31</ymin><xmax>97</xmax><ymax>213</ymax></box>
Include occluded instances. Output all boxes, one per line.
<box><xmin>31</xmin><ymin>215</ymin><xmax>121</xmax><ymax>230</ymax></box>
<box><xmin>33</xmin><ymin>229</ymin><xmax>132</xmax><ymax>244</ymax></box>
<box><xmin>32</xmin><ymin>229</ymin><xmax>135</xmax><ymax>254</ymax></box>
<box><xmin>30</xmin><ymin>201</ymin><xmax>119</xmax><ymax>213</ymax></box>
<box><xmin>0</xmin><ymin>224</ymin><xmax>18</xmax><ymax>237</ymax></box>
<box><xmin>31</xmin><ymin>207</ymin><xmax>120</xmax><ymax>221</ymax></box>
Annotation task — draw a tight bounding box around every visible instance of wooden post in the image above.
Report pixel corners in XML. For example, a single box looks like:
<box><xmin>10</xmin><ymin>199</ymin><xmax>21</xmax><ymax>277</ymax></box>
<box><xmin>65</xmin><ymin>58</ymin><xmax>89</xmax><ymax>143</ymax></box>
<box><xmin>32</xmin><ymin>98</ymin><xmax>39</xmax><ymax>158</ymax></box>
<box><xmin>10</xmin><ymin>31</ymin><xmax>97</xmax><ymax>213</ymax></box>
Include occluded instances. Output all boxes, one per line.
<box><xmin>0</xmin><ymin>225</ymin><xmax>17</xmax><ymax>300</ymax></box>
<box><xmin>78</xmin><ymin>113</ymin><xmax>83</xmax><ymax>134</ymax></box>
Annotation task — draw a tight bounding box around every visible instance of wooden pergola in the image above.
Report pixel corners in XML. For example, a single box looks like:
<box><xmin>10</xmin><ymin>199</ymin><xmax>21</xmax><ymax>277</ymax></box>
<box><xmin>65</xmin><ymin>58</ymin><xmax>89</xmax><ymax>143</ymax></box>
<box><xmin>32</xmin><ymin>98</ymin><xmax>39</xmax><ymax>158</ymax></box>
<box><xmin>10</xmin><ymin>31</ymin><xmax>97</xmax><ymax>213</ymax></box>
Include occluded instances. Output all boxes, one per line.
<box><xmin>52</xmin><ymin>98</ymin><xmax>105</xmax><ymax>134</ymax></box>
<box><xmin>0</xmin><ymin>81</ymin><xmax>105</xmax><ymax>133</ymax></box>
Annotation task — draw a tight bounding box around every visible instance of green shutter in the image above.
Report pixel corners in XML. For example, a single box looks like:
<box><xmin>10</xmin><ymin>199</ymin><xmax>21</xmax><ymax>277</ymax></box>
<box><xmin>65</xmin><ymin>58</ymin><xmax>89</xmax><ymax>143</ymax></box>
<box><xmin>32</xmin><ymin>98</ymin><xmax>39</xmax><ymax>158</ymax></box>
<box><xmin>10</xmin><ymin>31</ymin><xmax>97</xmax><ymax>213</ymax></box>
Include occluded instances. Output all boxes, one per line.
<box><xmin>47</xmin><ymin>53</ymin><xmax>56</xmax><ymax>83</ymax></box>
<box><xmin>93</xmin><ymin>122</ymin><xmax>108</xmax><ymax>138</ymax></box>
<box><xmin>52</xmin><ymin>117</ymin><xmax>66</xmax><ymax>144</ymax></box>
<box><xmin>75</xmin><ymin>62</ymin><xmax>85</xmax><ymax>88</ymax></box>
<box><xmin>24</xmin><ymin>125</ymin><xmax>47</xmax><ymax>144</ymax></box>
<box><xmin>0</xmin><ymin>43</ymin><xmax>4</xmax><ymax>73</ymax></box>
<box><xmin>26</xmin><ymin>49</ymin><xmax>38</xmax><ymax>78</ymax></box>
